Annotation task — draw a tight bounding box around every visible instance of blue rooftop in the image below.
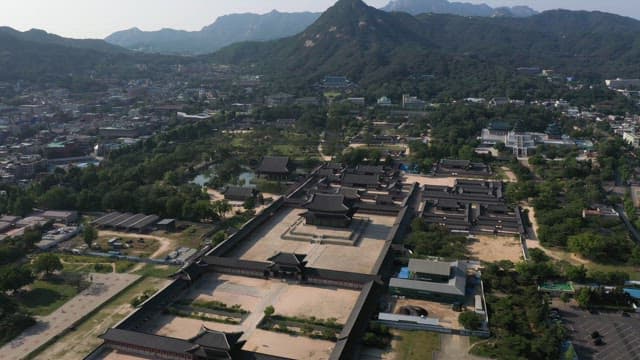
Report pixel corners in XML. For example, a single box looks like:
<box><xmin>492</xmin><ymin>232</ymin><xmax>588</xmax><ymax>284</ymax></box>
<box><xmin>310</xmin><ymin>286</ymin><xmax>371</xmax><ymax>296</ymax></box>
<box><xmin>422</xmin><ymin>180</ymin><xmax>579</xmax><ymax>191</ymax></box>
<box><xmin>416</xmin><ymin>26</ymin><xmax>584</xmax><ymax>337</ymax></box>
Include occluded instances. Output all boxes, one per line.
<box><xmin>624</xmin><ymin>288</ymin><xmax>640</xmax><ymax>299</ymax></box>
<box><xmin>398</xmin><ymin>267</ymin><xmax>410</xmax><ymax>279</ymax></box>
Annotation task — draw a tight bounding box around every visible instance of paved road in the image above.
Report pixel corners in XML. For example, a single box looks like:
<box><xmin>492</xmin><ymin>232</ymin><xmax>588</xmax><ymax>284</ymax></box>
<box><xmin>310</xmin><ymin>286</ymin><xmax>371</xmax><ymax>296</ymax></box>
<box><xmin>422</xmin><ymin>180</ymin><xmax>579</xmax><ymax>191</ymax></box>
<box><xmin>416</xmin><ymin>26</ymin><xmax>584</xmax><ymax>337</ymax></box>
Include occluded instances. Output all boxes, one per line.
<box><xmin>2</xmin><ymin>273</ymin><xmax>140</xmax><ymax>360</ymax></box>
<box><xmin>435</xmin><ymin>335</ymin><xmax>484</xmax><ymax>360</ymax></box>
<box><xmin>239</xmin><ymin>281</ymin><xmax>288</xmax><ymax>342</ymax></box>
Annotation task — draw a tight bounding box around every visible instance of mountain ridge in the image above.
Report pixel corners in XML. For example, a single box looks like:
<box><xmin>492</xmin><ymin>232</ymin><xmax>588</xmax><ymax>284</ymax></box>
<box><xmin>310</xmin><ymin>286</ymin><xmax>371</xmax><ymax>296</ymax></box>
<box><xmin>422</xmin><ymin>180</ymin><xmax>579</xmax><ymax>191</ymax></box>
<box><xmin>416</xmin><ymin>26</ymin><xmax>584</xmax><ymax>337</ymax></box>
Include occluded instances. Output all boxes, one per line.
<box><xmin>105</xmin><ymin>11</ymin><xmax>321</xmax><ymax>55</ymax></box>
<box><xmin>210</xmin><ymin>0</ymin><xmax>640</xmax><ymax>86</ymax></box>
<box><xmin>104</xmin><ymin>0</ymin><xmax>539</xmax><ymax>55</ymax></box>
<box><xmin>382</xmin><ymin>0</ymin><xmax>538</xmax><ymax>18</ymax></box>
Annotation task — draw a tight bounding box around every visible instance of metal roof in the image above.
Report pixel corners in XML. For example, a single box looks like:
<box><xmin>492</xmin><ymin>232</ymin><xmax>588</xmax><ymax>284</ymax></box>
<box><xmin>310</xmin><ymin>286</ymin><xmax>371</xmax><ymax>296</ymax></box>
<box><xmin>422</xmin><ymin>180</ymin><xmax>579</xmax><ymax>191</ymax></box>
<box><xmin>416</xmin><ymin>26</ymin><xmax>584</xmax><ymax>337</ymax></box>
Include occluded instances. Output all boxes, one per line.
<box><xmin>408</xmin><ymin>259</ymin><xmax>451</xmax><ymax>277</ymax></box>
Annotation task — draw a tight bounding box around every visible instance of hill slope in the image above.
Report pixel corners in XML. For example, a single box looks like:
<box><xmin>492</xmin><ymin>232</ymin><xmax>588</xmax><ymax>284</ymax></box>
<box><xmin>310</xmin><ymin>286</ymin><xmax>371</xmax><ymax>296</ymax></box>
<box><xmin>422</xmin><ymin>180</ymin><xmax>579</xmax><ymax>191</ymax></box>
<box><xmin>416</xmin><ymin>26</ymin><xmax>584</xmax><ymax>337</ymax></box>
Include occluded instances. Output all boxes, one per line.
<box><xmin>0</xmin><ymin>27</ymin><xmax>179</xmax><ymax>81</ymax></box>
<box><xmin>211</xmin><ymin>0</ymin><xmax>640</xmax><ymax>86</ymax></box>
<box><xmin>106</xmin><ymin>11</ymin><xmax>321</xmax><ymax>55</ymax></box>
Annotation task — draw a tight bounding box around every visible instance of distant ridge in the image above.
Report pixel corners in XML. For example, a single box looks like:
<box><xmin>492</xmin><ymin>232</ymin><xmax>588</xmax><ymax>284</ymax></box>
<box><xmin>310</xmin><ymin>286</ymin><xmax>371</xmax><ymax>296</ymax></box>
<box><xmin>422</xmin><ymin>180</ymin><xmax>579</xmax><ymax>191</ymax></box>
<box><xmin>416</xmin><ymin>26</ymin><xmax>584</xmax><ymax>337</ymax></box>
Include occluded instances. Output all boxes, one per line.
<box><xmin>105</xmin><ymin>11</ymin><xmax>321</xmax><ymax>55</ymax></box>
<box><xmin>105</xmin><ymin>0</ymin><xmax>538</xmax><ymax>55</ymax></box>
<box><xmin>381</xmin><ymin>0</ymin><xmax>538</xmax><ymax>17</ymax></box>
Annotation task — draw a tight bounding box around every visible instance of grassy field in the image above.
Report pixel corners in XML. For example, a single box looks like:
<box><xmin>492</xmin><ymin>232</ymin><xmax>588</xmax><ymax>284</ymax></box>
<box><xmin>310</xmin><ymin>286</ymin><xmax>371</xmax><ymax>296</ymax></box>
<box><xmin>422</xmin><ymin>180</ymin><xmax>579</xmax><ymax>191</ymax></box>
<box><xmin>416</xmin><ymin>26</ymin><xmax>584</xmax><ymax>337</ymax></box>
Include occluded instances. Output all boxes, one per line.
<box><xmin>19</xmin><ymin>279</ymin><xmax>79</xmax><ymax>316</ymax></box>
<box><xmin>60</xmin><ymin>254</ymin><xmax>135</xmax><ymax>274</ymax></box>
<box><xmin>154</xmin><ymin>224</ymin><xmax>212</xmax><ymax>250</ymax></box>
<box><xmin>133</xmin><ymin>264</ymin><xmax>179</xmax><ymax>278</ymax></box>
<box><xmin>394</xmin><ymin>330</ymin><xmax>441</xmax><ymax>360</ymax></box>
<box><xmin>541</xmin><ymin>246</ymin><xmax>640</xmax><ymax>280</ymax></box>
<box><xmin>31</xmin><ymin>276</ymin><xmax>170</xmax><ymax>360</ymax></box>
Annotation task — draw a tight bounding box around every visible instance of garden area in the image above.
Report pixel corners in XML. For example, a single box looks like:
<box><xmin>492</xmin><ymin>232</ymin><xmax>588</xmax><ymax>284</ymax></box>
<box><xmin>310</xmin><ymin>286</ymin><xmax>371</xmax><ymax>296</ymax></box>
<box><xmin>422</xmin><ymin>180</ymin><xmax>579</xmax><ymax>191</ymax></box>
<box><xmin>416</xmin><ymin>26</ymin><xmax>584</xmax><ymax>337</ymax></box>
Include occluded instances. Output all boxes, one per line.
<box><xmin>258</xmin><ymin>306</ymin><xmax>343</xmax><ymax>342</ymax></box>
<box><xmin>164</xmin><ymin>299</ymin><xmax>250</xmax><ymax>325</ymax></box>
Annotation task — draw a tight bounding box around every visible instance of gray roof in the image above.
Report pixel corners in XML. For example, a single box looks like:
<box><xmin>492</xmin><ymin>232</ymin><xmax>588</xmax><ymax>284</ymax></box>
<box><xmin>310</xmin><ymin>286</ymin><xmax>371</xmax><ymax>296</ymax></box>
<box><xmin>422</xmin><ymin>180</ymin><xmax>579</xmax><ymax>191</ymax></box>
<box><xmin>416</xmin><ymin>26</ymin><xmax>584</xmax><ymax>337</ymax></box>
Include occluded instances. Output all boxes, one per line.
<box><xmin>258</xmin><ymin>156</ymin><xmax>290</xmax><ymax>174</ymax></box>
<box><xmin>338</xmin><ymin>187</ymin><xmax>361</xmax><ymax>200</ymax></box>
<box><xmin>408</xmin><ymin>259</ymin><xmax>452</xmax><ymax>277</ymax></box>
<box><xmin>100</xmin><ymin>328</ymin><xmax>197</xmax><ymax>354</ymax></box>
<box><xmin>268</xmin><ymin>252</ymin><xmax>307</xmax><ymax>267</ymax></box>
<box><xmin>223</xmin><ymin>186</ymin><xmax>256</xmax><ymax>199</ymax></box>
<box><xmin>356</xmin><ymin>165</ymin><xmax>384</xmax><ymax>174</ymax></box>
<box><xmin>440</xmin><ymin>159</ymin><xmax>471</xmax><ymax>168</ymax></box>
<box><xmin>303</xmin><ymin>193</ymin><xmax>350</xmax><ymax>213</ymax></box>
<box><xmin>342</xmin><ymin>173</ymin><xmax>380</xmax><ymax>186</ymax></box>
<box><xmin>390</xmin><ymin>270</ymin><xmax>466</xmax><ymax>297</ymax></box>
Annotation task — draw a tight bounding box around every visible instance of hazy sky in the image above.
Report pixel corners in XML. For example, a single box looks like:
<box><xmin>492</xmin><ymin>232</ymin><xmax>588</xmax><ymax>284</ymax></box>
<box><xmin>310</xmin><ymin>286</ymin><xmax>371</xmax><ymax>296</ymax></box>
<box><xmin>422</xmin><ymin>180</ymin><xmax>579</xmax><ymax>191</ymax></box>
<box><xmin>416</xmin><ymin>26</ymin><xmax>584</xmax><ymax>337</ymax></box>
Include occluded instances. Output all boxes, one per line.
<box><xmin>0</xmin><ymin>0</ymin><xmax>637</xmax><ymax>39</ymax></box>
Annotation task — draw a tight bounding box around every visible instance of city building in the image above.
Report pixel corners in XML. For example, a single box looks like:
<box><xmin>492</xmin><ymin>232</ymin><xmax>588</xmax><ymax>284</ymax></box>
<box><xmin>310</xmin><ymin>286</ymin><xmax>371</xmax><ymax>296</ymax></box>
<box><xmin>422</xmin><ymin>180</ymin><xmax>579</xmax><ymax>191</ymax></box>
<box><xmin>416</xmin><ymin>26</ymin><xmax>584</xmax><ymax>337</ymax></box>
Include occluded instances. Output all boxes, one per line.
<box><xmin>402</xmin><ymin>94</ymin><xmax>426</xmax><ymax>110</ymax></box>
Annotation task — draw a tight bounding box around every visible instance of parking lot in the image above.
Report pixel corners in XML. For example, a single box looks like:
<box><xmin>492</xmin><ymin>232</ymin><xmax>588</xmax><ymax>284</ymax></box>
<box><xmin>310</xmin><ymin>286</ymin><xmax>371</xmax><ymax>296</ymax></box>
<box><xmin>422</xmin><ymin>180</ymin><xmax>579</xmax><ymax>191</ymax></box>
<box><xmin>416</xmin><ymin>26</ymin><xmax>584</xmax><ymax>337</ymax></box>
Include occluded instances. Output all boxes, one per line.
<box><xmin>557</xmin><ymin>303</ymin><xmax>640</xmax><ymax>360</ymax></box>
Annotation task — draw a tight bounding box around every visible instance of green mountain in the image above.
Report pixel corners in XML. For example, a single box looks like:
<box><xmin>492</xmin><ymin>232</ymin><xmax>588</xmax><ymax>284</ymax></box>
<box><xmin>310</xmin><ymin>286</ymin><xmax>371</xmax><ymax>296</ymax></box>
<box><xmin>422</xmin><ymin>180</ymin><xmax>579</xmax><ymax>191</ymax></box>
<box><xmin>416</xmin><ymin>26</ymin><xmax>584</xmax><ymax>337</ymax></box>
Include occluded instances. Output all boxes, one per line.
<box><xmin>211</xmin><ymin>0</ymin><xmax>640</xmax><ymax>86</ymax></box>
<box><xmin>212</xmin><ymin>0</ymin><xmax>455</xmax><ymax>84</ymax></box>
<box><xmin>0</xmin><ymin>27</ymin><xmax>182</xmax><ymax>82</ymax></box>
<box><xmin>0</xmin><ymin>27</ymin><xmax>129</xmax><ymax>53</ymax></box>
<box><xmin>106</xmin><ymin>11</ymin><xmax>321</xmax><ymax>55</ymax></box>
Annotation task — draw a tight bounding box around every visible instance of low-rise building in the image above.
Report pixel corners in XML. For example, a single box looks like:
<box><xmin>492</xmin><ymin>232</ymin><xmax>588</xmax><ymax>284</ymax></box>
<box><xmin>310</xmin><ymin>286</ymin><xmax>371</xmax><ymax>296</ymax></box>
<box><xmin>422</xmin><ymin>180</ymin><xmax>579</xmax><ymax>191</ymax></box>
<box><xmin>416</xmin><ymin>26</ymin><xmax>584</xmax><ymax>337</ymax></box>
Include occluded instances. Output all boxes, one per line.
<box><xmin>390</xmin><ymin>259</ymin><xmax>467</xmax><ymax>303</ymax></box>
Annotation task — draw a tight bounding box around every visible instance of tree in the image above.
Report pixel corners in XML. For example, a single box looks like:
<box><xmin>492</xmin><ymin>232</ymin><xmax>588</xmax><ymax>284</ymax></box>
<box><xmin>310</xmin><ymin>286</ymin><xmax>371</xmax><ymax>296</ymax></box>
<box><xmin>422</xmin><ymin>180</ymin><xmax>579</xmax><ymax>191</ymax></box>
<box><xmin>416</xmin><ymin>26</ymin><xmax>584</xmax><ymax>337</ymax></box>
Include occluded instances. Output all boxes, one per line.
<box><xmin>212</xmin><ymin>200</ymin><xmax>232</xmax><ymax>219</ymax></box>
<box><xmin>575</xmin><ymin>287</ymin><xmax>593</xmax><ymax>309</ymax></box>
<box><xmin>22</xmin><ymin>229</ymin><xmax>41</xmax><ymax>248</ymax></box>
<box><xmin>560</xmin><ymin>293</ymin><xmax>571</xmax><ymax>304</ymax></box>
<box><xmin>32</xmin><ymin>253</ymin><xmax>63</xmax><ymax>276</ymax></box>
<box><xmin>529</xmin><ymin>248</ymin><xmax>550</xmax><ymax>263</ymax></box>
<box><xmin>243</xmin><ymin>197</ymin><xmax>256</xmax><ymax>210</ymax></box>
<box><xmin>11</xmin><ymin>195</ymin><xmax>34</xmax><ymax>217</ymax></box>
<box><xmin>264</xmin><ymin>305</ymin><xmax>275</xmax><ymax>318</ymax></box>
<box><xmin>0</xmin><ymin>265</ymin><xmax>34</xmax><ymax>292</ymax></box>
<box><xmin>565</xmin><ymin>264</ymin><xmax>587</xmax><ymax>282</ymax></box>
<box><xmin>211</xmin><ymin>231</ymin><xmax>226</xmax><ymax>245</ymax></box>
<box><xmin>459</xmin><ymin>311</ymin><xmax>483</xmax><ymax>330</ymax></box>
<box><xmin>83</xmin><ymin>223</ymin><xmax>98</xmax><ymax>248</ymax></box>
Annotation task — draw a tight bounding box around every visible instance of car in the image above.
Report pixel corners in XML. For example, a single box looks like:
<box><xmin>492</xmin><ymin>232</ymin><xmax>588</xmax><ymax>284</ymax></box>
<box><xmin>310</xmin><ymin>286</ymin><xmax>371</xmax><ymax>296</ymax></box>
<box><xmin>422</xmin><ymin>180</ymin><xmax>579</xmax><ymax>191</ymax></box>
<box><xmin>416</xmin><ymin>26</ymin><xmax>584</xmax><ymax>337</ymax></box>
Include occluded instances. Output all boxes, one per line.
<box><xmin>622</xmin><ymin>312</ymin><xmax>630</xmax><ymax>317</ymax></box>
<box><xmin>594</xmin><ymin>338</ymin><xmax>605</xmax><ymax>346</ymax></box>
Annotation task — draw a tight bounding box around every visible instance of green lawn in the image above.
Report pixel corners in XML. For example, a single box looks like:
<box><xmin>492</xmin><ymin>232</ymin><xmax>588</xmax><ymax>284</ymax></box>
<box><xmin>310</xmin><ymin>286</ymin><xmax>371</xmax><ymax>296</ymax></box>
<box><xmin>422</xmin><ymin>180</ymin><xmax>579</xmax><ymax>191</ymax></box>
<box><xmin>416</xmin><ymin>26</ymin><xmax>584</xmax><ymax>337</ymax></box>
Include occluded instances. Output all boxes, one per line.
<box><xmin>134</xmin><ymin>264</ymin><xmax>179</xmax><ymax>278</ymax></box>
<box><xmin>19</xmin><ymin>279</ymin><xmax>79</xmax><ymax>316</ymax></box>
<box><xmin>394</xmin><ymin>330</ymin><xmax>440</xmax><ymax>360</ymax></box>
<box><xmin>150</xmin><ymin>224</ymin><xmax>213</xmax><ymax>252</ymax></box>
<box><xmin>30</xmin><ymin>277</ymin><xmax>168</xmax><ymax>360</ymax></box>
<box><xmin>541</xmin><ymin>247</ymin><xmax>640</xmax><ymax>280</ymax></box>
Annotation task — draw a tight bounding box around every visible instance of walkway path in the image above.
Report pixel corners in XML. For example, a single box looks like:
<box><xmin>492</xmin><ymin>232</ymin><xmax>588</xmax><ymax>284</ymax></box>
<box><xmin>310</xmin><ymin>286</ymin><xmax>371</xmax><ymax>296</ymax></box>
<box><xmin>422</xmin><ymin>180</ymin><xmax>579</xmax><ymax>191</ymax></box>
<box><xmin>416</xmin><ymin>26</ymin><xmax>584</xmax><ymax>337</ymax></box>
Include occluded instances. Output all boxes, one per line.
<box><xmin>239</xmin><ymin>282</ymin><xmax>288</xmax><ymax>341</ymax></box>
<box><xmin>1</xmin><ymin>273</ymin><xmax>140</xmax><ymax>360</ymax></box>
<box><xmin>435</xmin><ymin>335</ymin><xmax>484</xmax><ymax>360</ymax></box>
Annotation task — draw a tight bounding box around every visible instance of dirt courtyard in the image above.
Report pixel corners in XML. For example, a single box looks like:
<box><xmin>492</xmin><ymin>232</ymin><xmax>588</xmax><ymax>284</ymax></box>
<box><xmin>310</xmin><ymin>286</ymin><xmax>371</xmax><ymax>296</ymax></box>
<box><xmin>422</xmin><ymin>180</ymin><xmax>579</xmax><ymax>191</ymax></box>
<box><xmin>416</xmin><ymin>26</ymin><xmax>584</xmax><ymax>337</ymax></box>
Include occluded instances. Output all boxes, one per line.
<box><xmin>272</xmin><ymin>285</ymin><xmax>360</xmax><ymax>323</ymax></box>
<box><xmin>468</xmin><ymin>235</ymin><xmax>524</xmax><ymax>263</ymax></box>
<box><xmin>143</xmin><ymin>274</ymin><xmax>362</xmax><ymax>360</ymax></box>
<box><xmin>243</xmin><ymin>329</ymin><xmax>335</xmax><ymax>360</ymax></box>
<box><xmin>404</xmin><ymin>174</ymin><xmax>457</xmax><ymax>187</ymax></box>
<box><xmin>392</xmin><ymin>298</ymin><xmax>463</xmax><ymax>330</ymax></box>
<box><xmin>228</xmin><ymin>208</ymin><xmax>394</xmax><ymax>274</ymax></box>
